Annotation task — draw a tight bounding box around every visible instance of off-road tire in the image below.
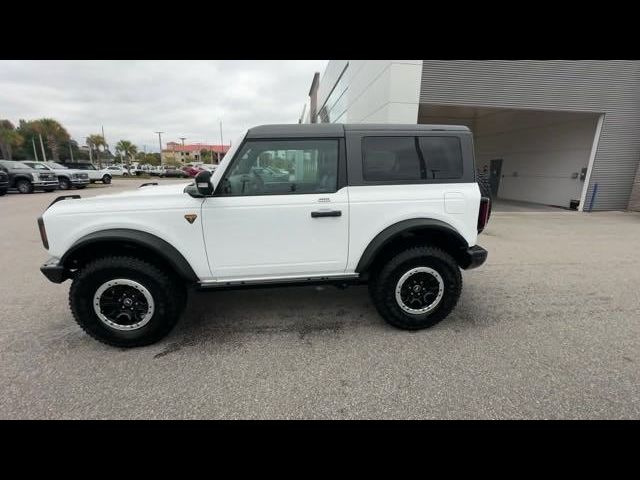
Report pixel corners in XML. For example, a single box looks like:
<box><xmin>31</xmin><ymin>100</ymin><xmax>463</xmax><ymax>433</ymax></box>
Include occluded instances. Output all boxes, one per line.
<box><xmin>58</xmin><ymin>177</ymin><xmax>71</xmax><ymax>190</ymax></box>
<box><xmin>476</xmin><ymin>169</ymin><xmax>493</xmax><ymax>220</ymax></box>
<box><xmin>17</xmin><ymin>179</ymin><xmax>33</xmax><ymax>194</ymax></box>
<box><xmin>69</xmin><ymin>256</ymin><xmax>183</xmax><ymax>347</ymax></box>
<box><xmin>102</xmin><ymin>175</ymin><xmax>111</xmax><ymax>184</ymax></box>
<box><xmin>477</xmin><ymin>170</ymin><xmax>491</xmax><ymax>198</ymax></box>
<box><xmin>369</xmin><ymin>246</ymin><xmax>462</xmax><ymax>330</ymax></box>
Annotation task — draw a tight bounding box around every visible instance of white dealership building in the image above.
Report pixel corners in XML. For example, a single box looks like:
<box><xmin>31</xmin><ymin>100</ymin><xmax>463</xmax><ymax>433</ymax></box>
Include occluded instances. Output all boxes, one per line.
<box><xmin>299</xmin><ymin>60</ymin><xmax>640</xmax><ymax>212</ymax></box>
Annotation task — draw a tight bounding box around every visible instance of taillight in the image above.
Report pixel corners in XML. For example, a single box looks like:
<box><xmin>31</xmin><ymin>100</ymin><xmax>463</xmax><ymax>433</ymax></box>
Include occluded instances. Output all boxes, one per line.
<box><xmin>477</xmin><ymin>197</ymin><xmax>491</xmax><ymax>233</ymax></box>
<box><xmin>37</xmin><ymin>216</ymin><xmax>49</xmax><ymax>249</ymax></box>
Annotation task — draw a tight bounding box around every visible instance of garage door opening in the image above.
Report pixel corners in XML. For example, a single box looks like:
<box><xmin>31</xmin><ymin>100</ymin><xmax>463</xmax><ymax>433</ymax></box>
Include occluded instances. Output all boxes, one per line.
<box><xmin>418</xmin><ymin>104</ymin><xmax>603</xmax><ymax>211</ymax></box>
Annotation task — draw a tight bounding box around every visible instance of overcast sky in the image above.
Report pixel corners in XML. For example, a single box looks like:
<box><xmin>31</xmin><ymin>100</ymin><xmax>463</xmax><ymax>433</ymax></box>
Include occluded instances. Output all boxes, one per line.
<box><xmin>0</xmin><ymin>60</ymin><xmax>327</xmax><ymax>152</ymax></box>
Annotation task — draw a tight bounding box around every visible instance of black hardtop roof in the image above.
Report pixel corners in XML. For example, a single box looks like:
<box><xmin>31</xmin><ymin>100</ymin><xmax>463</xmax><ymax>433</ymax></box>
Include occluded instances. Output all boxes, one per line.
<box><xmin>246</xmin><ymin>123</ymin><xmax>470</xmax><ymax>138</ymax></box>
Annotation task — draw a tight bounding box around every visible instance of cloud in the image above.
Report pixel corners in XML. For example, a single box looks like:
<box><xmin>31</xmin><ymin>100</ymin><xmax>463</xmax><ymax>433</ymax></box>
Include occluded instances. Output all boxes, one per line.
<box><xmin>0</xmin><ymin>60</ymin><xmax>326</xmax><ymax>151</ymax></box>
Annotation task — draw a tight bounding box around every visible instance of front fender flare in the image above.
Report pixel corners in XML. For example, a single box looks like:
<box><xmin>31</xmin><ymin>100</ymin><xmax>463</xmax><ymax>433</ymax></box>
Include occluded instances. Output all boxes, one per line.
<box><xmin>61</xmin><ymin>228</ymin><xmax>198</xmax><ymax>282</ymax></box>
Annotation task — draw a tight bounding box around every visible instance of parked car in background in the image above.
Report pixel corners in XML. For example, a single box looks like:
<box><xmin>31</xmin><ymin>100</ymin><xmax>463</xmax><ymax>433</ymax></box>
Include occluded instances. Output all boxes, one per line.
<box><xmin>199</xmin><ymin>164</ymin><xmax>218</xmax><ymax>173</ymax></box>
<box><xmin>59</xmin><ymin>162</ymin><xmax>113</xmax><ymax>184</ymax></box>
<box><xmin>0</xmin><ymin>169</ymin><xmax>8</xmax><ymax>195</ymax></box>
<box><xmin>159</xmin><ymin>167</ymin><xmax>189</xmax><ymax>178</ymax></box>
<box><xmin>0</xmin><ymin>160</ymin><xmax>59</xmax><ymax>193</ymax></box>
<box><xmin>105</xmin><ymin>165</ymin><xmax>130</xmax><ymax>177</ymax></box>
<box><xmin>182</xmin><ymin>165</ymin><xmax>203</xmax><ymax>177</ymax></box>
<box><xmin>23</xmin><ymin>161</ymin><xmax>89</xmax><ymax>190</ymax></box>
<box><xmin>131</xmin><ymin>164</ymin><xmax>154</xmax><ymax>176</ymax></box>
<box><xmin>148</xmin><ymin>166</ymin><xmax>165</xmax><ymax>177</ymax></box>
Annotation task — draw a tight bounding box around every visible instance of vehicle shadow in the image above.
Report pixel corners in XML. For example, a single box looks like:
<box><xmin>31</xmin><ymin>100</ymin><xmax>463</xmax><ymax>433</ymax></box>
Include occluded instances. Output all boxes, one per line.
<box><xmin>153</xmin><ymin>280</ymin><xmax>487</xmax><ymax>357</ymax></box>
<box><xmin>156</xmin><ymin>285</ymin><xmax>381</xmax><ymax>356</ymax></box>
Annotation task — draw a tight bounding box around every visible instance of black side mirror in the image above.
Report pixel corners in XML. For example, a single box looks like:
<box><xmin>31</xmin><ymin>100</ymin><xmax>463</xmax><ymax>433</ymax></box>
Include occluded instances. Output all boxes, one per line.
<box><xmin>195</xmin><ymin>170</ymin><xmax>214</xmax><ymax>196</ymax></box>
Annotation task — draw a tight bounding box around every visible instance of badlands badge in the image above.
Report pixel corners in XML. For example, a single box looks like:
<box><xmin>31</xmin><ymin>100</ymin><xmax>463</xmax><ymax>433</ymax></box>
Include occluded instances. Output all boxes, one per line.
<box><xmin>184</xmin><ymin>214</ymin><xmax>198</xmax><ymax>224</ymax></box>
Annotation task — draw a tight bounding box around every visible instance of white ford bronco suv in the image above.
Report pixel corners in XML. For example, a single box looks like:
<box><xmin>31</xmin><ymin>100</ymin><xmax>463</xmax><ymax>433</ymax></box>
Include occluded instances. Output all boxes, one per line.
<box><xmin>38</xmin><ymin>124</ymin><xmax>490</xmax><ymax>347</ymax></box>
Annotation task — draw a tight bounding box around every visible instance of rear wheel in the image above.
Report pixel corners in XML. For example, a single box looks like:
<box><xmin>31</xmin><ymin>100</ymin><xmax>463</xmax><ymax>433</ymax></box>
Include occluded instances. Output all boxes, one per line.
<box><xmin>369</xmin><ymin>246</ymin><xmax>462</xmax><ymax>330</ymax></box>
<box><xmin>69</xmin><ymin>256</ymin><xmax>183</xmax><ymax>347</ymax></box>
<box><xmin>102</xmin><ymin>175</ymin><xmax>111</xmax><ymax>184</ymax></box>
<box><xmin>16</xmin><ymin>179</ymin><xmax>33</xmax><ymax>194</ymax></box>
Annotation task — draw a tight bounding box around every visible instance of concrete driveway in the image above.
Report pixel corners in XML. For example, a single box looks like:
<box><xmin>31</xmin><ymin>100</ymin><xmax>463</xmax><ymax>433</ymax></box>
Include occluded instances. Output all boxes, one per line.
<box><xmin>1</xmin><ymin>179</ymin><xmax>639</xmax><ymax>419</ymax></box>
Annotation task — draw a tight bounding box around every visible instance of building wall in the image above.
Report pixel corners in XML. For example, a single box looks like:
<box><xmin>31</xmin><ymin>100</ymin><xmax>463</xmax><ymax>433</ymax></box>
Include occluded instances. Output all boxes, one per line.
<box><xmin>419</xmin><ymin>60</ymin><xmax>640</xmax><ymax>211</ymax></box>
<box><xmin>314</xmin><ymin>60</ymin><xmax>423</xmax><ymax>124</ymax></box>
<box><xmin>474</xmin><ymin>110</ymin><xmax>599</xmax><ymax>207</ymax></box>
<box><xmin>629</xmin><ymin>163</ymin><xmax>640</xmax><ymax>211</ymax></box>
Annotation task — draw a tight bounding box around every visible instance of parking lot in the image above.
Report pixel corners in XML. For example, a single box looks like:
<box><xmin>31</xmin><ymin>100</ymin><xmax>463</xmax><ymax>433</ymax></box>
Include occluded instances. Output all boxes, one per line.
<box><xmin>1</xmin><ymin>178</ymin><xmax>639</xmax><ymax>419</ymax></box>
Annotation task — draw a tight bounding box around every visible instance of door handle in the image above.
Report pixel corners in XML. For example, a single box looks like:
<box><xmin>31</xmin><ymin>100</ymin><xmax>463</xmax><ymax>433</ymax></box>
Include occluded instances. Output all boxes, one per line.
<box><xmin>311</xmin><ymin>210</ymin><xmax>342</xmax><ymax>218</ymax></box>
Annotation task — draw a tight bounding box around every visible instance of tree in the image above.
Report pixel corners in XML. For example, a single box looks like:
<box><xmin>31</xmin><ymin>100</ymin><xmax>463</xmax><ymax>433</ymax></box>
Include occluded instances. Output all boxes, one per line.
<box><xmin>144</xmin><ymin>153</ymin><xmax>161</xmax><ymax>166</ymax></box>
<box><xmin>0</xmin><ymin>120</ymin><xmax>24</xmax><ymax>160</ymax></box>
<box><xmin>30</xmin><ymin>118</ymin><xmax>70</xmax><ymax>161</ymax></box>
<box><xmin>115</xmin><ymin>140</ymin><xmax>138</xmax><ymax>168</ymax></box>
<box><xmin>86</xmin><ymin>134</ymin><xmax>107</xmax><ymax>168</ymax></box>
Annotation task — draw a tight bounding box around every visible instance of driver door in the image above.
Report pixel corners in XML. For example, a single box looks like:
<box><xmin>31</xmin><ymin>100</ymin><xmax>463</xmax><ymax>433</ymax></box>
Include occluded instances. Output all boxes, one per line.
<box><xmin>200</xmin><ymin>137</ymin><xmax>349</xmax><ymax>281</ymax></box>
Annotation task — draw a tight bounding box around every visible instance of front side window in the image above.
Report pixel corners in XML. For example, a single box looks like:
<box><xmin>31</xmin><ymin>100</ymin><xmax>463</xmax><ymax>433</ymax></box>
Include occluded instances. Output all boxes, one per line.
<box><xmin>218</xmin><ymin>139</ymin><xmax>339</xmax><ymax>196</ymax></box>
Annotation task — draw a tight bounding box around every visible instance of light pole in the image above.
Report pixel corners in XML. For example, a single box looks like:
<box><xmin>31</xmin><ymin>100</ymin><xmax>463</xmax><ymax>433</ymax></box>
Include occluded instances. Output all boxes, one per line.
<box><xmin>39</xmin><ymin>133</ymin><xmax>47</xmax><ymax>161</ymax></box>
<box><xmin>155</xmin><ymin>131</ymin><xmax>164</xmax><ymax>165</ymax></box>
<box><xmin>219</xmin><ymin>121</ymin><xmax>224</xmax><ymax>164</ymax></box>
<box><xmin>32</xmin><ymin>137</ymin><xmax>39</xmax><ymax>161</ymax></box>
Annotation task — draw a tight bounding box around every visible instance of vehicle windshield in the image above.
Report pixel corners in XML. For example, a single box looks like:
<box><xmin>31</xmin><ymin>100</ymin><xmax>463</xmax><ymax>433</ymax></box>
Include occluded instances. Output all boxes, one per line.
<box><xmin>4</xmin><ymin>161</ymin><xmax>31</xmax><ymax>169</ymax></box>
<box><xmin>46</xmin><ymin>162</ymin><xmax>67</xmax><ymax>169</ymax></box>
<box><xmin>26</xmin><ymin>162</ymin><xmax>50</xmax><ymax>170</ymax></box>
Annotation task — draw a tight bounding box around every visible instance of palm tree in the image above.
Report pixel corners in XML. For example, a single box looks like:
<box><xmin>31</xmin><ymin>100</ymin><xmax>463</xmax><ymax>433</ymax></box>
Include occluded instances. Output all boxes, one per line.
<box><xmin>0</xmin><ymin>120</ymin><xmax>24</xmax><ymax>160</ymax></box>
<box><xmin>86</xmin><ymin>134</ymin><xmax>107</xmax><ymax>168</ymax></box>
<box><xmin>32</xmin><ymin>118</ymin><xmax>70</xmax><ymax>162</ymax></box>
<box><xmin>115</xmin><ymin>140</ymin><xmax>138</xmax><ymax>169</ymax></box>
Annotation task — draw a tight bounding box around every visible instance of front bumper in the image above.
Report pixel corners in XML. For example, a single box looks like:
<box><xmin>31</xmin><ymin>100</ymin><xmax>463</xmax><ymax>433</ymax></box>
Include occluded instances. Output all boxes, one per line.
<box><xmin>40</xmin><ymin>258</ymin><xmax>70</xmax><ymax>283</ymax></box>
<box><xmin>460</xmin><ymin>245</ymin><xmax>488</xmax><ymax>270</ymax></box>
<box><xmin>71</xmin><ymin>178</ymin><xmax>90</xmax><ymax>186</ymax></box>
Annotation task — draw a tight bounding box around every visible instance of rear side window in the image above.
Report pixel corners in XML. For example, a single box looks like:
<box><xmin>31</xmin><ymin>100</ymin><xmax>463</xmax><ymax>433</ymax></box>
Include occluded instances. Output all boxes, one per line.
<box><xmin>362</xmin><ymin>137</ymin><xmax>423</xmax><ymax>181</ymax></box>
<box><xmin>419</xmin><ymin>137</ymin><xmax>463</xmax><ymax>180</ymax></box>
<box><xmin>362</xmin><ymin>136</ymin><xmax>463</xmax><ymax>183</ymax></box>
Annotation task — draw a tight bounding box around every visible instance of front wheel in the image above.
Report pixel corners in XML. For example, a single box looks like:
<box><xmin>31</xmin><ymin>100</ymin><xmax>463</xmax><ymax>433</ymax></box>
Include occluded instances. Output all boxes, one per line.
<box><xmin>102</xmin><ymin>175</ymin><xmax>111</xmax><ymax>184</ymax></box>
<box><xmin>369</xmin><ymin>246</ymin><xmax>462</xmax><ymax>330</ymax></box>
<box><xmin>58</xmin><ymin>177</ymin><xmax>71</xmax><ymax>190</ymax></box>
<box><xmin>69</xmin><ymin>256</ymin><xmax>183</xmax><ymax>347</ymax></box>
<box><xmin>17</xmin><ymin>179</ymin><xmax>34</xmax><ymax>194</ymax></box>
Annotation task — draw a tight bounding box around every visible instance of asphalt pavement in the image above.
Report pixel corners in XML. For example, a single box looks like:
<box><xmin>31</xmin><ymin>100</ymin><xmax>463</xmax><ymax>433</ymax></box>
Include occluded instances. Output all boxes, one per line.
<box><xmin>1</xmin><ymin>179</ymin><xmax>639</xmax><ymax>418</ymax></box>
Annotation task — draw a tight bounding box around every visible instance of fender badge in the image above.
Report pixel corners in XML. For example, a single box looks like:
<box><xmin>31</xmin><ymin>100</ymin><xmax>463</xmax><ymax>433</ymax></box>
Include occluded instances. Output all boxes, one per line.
<box><xmin>184</xmin><ymin>214</ymin><xmax>198</xmax><ymax>224</ymax></box>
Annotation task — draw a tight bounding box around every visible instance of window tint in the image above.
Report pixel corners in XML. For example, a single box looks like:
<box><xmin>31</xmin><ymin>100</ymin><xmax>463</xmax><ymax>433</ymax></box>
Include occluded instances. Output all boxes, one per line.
<box><xmin>362</xmin><ymin>137</ymin><xmax>423</xmax><ymax>182</ymax></box>
<box><xmin>218</xmin><ymin>139</ymin><xmax>338</xmax><ymax>196</ymax></box>
<box><xmin>419</xmin><ymin>137</ymin><xmax>463</xmax><ymax>180</ymax></box>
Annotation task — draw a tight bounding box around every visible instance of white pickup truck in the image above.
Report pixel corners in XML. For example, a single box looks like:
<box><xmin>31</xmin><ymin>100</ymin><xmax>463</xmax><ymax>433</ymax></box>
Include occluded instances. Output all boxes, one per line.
<box><xmin>38</xmin><ymin>124</ymin><xmax>490</xmax><ymax>347</ymax></box>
